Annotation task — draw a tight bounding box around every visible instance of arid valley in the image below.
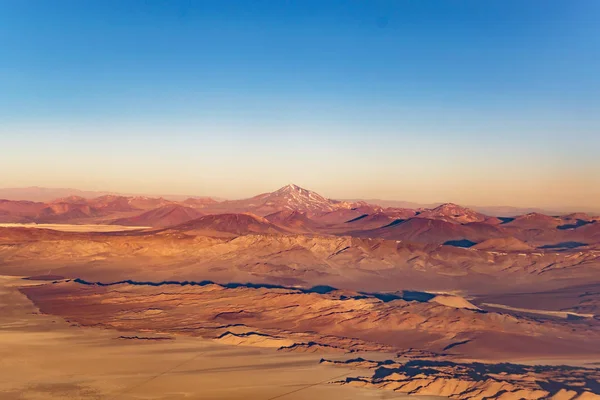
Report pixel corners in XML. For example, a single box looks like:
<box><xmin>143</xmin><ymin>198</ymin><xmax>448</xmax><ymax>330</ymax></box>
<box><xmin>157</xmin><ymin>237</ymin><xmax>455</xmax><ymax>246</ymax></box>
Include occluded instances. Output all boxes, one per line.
<box><xmin>0</xmin><ymin>184</ymin><xmax>599</xmax><ymax>399</ymax></box>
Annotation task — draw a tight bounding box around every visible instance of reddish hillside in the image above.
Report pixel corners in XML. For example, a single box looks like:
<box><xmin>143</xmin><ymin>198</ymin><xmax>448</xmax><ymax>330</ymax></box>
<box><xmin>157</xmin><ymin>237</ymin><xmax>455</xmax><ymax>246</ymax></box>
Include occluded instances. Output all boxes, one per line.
<box><xmin>0</xmin><ymin>199</ymin><xmax>46</xmax><ymax>215</ymax></box>
<box><xmin>264</xmin><ymin>210</ymin><xmax>320</xmax><ymax>232</ymax></box>
<box><xmin>0</xmin><ymin>199</ymin><xmax>101</xmax><ymax>223</ymax></box>
<box><xmin>127</xmin><ymin>196</ymin><xmax>176</xmax><ymax>210</ymax></box>
<box><xmin>417</xmin><ymin>203</ymin><xmax>488</xmax><ymax>223</ymax></box>
<box><xmin>171</xmin><ymin>213</ymin><xmax>290</xmax><ymax>237</ymax></box>
<box><xmin>36</xmin><ymin>202</ymin><xmax>99</xmax><ymax>222</ymax></box>
<box><xmin>341</xmin><ymin>212</ymin><xmax>398</xmax><ymax>230</ymax></box>
<box><xmin>502</xmin><ymin>213</ymin><xmax>561</xmax><ymax>229</ymax></box>
<box><xmin>312</xmin><ymin>204</ymin><xmax>382</xmax><ymax>225</ymax></box>
<box><xmin>0</xmin><ymin>210</ymin><xmax>34</xmax><ymax>223</ymax></box>
<box><xmin>182</xmin><ymin>197</ymin><xmax>219</xmax><ymax>208</ymax></box>
<box><xmin>112</xmin><ymin>205</ymin><xmax>204</xmax><ymax>228</ymax></box>
<box><xmin>86</xmin><ymin>195</ymin><xmax>139</xmax><ymax>212</ymax></box>
<box><xmin>49</xmin><ymin>195</ymin><xmax>88</xmax><ymax>205</ymax></box>
<box><xmin>472</xmin><ymin>237</ymin><xmax>534</xmax><ymax>252</ymax></box>
<box><xmin>570</xmin><ymin>221</ymin><xmax>600</xmax><ymax>242</ymax></box>
<box><xmin>353</xmin><ymin>217</ymin><xmax>505</xmax><ymax>245</ymax></box>
<box><xmin>382</xmin><ymin>208</ymin><xmax>419</xmax><ymax>219</ymax></box>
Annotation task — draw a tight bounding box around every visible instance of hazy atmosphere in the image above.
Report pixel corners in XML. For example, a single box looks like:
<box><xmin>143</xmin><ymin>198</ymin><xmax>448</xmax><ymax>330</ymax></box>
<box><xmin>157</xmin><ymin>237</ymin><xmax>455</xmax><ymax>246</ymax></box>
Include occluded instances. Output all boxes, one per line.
<box><xmin>2</xmin><ymin>1</ymin><xmax>599</xmax><ymax>210</ymax></box>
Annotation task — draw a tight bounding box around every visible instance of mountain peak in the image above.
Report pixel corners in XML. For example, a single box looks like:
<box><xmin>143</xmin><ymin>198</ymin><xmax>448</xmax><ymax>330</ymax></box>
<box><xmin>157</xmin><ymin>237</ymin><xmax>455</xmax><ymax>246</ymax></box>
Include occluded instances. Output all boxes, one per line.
<box><xmin>267</xmin><ymin>184</ymin><xmax>336</xmax><ymax>211</ymax></box>
<box><xmin>419</xmin><ymin>203</ymin><xmax>487</xmax><ymax>223</ymax></box>
<box><xmin>276</xmin><ymin>183</ymin><xmax>306</xmax><ymax>194</ymax></box>
<box><xmin>209</xmin><ymin>184</ymin><xmax>361</xmax><ymax>216</ymax></box>
<box><xmin>432</xmin><ymin>203</ymin><xmax>469</xmax><ymax>212</ymax></box>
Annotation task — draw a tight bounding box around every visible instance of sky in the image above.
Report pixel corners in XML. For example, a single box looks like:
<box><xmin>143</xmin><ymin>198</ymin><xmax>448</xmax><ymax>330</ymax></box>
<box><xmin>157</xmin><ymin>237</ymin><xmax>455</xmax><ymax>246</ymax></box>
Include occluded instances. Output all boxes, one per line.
<box><xmin>1</xmin><ymin>1</ymin><xmax>599</xmax><ymax>210</ymax></box>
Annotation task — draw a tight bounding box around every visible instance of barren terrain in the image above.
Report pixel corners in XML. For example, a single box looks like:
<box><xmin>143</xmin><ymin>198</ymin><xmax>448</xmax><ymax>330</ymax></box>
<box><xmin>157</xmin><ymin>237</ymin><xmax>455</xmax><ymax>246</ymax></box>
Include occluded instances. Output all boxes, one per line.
<box><xmin>1</xmin><ymin>184</ymin><xmax>599</xmax><ymax>399</ymax></box>
<box><xmin>0</xmin><ymin>276</ymin><xmax>423</xmax><ymax>400</ymax></box>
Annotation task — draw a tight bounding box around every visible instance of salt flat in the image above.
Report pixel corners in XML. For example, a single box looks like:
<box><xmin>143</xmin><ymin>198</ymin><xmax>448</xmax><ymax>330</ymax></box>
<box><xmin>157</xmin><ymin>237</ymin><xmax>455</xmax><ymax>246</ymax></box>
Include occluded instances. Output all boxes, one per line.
<box><xmin>0</xmin><ymin>223</ymin><xmax>150</xmax><ymax>232</ymax></box>
<box><xmin>480</xmin><ymin>302</ymin><xmax>596</xmax><ymax>319</ymax></box>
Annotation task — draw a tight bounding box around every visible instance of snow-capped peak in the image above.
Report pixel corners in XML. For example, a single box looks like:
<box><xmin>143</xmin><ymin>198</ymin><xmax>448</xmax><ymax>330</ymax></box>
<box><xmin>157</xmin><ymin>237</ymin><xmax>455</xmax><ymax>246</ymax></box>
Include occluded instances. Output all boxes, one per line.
<box><xmin>266</xmin><ymin>184</ymin><xmax>345</xmax><ymax>213</ymax></box>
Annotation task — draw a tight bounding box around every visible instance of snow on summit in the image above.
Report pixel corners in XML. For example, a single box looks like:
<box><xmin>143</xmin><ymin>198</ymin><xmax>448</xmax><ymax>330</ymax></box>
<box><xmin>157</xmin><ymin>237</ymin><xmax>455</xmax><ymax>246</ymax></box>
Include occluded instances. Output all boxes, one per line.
<box><xmin>264</xmin><ymin>184</ymin><xmax>349</xmax><ymax>213</ymax></box>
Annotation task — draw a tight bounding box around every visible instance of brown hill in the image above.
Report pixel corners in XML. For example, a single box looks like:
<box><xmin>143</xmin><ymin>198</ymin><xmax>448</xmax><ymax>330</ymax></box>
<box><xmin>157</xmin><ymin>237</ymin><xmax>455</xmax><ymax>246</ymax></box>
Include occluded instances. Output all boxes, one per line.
<box><xmin>264</xmin><ymin>210</ymin><xmax>320</xmax><ymax>232</ymax></box>
<box><xmin>574</xmin><ymin>222</ymin><xmax>600</xmax><ymax>242</ymax></box>
<box><xmin>87</xmin><ymin>195</ymin><xmax>140</xmax><ymax>212</ymax></box>
<box><xmin>472</xmin><ymin>237</ymin><xmax>534</xmax><ymax>252</ymax></box>
<box><xmin>503</xmin><ymin>212</ymin><xmax>561</xmax><ymax>229</ymax></box>
<box><xmin>126</xmin><ymin>196</ymin><xmax>175</xmax><ymax>210</ymax></box>
<box><xmin>312</xmin><ymin>204</ymin><xmax>381</xmax><ymax>225</ymax></box>
<box><xmin>182</xmin><ymin>197</ymin><xmax>219</xmax><ymax>208</ymax></box>
<box><xmin>49</xmin><ymin>195</ymin><xmax>88</xmax><ymax>205</ymax></box>
<box><xmin>36</xmin><ymin>203</ymin><xmax>100</xmax><ymax>222</ymax></box>
<box><xmin>341</xmin><ymin>212</ymin><xmax>398</xmax><ymax>230</ymax></box>
<box><xmin>112</xmin><ymin>205</ymin><xmax>204</xmax><ymax>228</ymax></box>
<box><xmin>0</xmin><ymin>211</ymin><xmax>29</xmax><ymax>223</ymax></box>
<box><xmin>353</xmin><ymin>217</ymin><xmax>505</xmax><ymax>245</ymax></box>
<box><xmin>0</xmin><ymin>199</ymin><xmax>46</xmax><ymax>215</ymax></box>
<box><xmin>381</xmin><ymin>207</ymin><xmax>419</xmax><ymax>219</ymax></box>
<box><xmin>417</xmin><ymin>203</ymin><xmax>488</xmax><ymax>224</ymax></box>
<box><xmin>170</xmin><ymin>213</ymin><xmax>290</xmax><ymax>237</ymax></box>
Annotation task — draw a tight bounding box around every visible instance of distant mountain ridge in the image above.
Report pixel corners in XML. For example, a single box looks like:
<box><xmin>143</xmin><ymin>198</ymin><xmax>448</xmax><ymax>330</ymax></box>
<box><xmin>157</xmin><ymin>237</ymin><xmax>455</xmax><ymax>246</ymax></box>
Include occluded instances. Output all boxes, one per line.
<box><xmin>342</xmin><ymin>198</ymin><xmax>574</xmax><ymax>217</ymax></box>
<box><xmin>1</xmin><ymin>184</ymin><xmax>600</xmax><ymax>263</ymax></box>
<box><xmin>112</xmin><ymin>204</ymin><xmax>204</xmax><ymax>228</ymax></box>
<box><xmin>0</xmin><ymin>187</ymin><xmax>221</xmax><ymax>202</ymax></box>
<box><xmin>1</xmin><ymin>186</ymin><xmax>596</xmax><ymax>215</ymax></box>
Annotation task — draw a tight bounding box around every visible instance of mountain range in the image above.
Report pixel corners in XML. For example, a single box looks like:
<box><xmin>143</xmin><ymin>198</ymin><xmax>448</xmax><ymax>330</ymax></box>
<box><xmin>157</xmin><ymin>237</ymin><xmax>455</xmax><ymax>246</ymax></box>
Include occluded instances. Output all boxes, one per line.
<box><xmin>0</xmin><ymin>185</ymin><xmax>590</xmax><ymax>216</ymax></box>
<box><xmin>1</xmin><ymin>184</ymin><xmax>598</xmax><ymax>251</ymax></box>
<box><xmin>2</xmin><ymin>183</ymin><xmax>600</xmax><ymax>400</ymax></box>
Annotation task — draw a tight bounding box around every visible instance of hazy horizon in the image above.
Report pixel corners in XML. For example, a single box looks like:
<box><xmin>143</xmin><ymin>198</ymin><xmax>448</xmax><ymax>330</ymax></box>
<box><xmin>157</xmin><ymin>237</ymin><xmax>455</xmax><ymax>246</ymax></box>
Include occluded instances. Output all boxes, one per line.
<box><xmin>1</xmin><ymin>183</ymin><xmax>599</xmax><ymax>213</ymax></box>
<box><xmin>2</xmin><ymin>1</ymin><xmax>599</xmax><ymax>210</ymax></box>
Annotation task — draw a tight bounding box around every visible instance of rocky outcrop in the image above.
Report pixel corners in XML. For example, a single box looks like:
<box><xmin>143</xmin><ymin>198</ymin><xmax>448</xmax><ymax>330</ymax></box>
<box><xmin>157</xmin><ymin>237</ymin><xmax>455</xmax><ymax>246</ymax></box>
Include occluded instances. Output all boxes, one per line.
<box><xmin>324</xmin><ymin>358</ymin><xmax>600</xmax><ymax>400</ymax></box>
<box><xmin>20</xmin><ymin>280</ymin><xmax>600</xmax><ymax>361</ymax></box>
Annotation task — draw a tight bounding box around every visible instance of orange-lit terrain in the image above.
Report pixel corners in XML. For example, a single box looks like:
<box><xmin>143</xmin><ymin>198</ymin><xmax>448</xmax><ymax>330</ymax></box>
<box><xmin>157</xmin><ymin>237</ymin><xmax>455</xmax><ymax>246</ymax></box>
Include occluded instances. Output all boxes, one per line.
<box><xmin>1</xmin><ymin>184</ymin><xmax>599</xmax><ymax>399</ymax></box>
<box><xmin>5</xmin><ymin>0</ymin><xmax>600</xmax><ymax>397</ymax></box>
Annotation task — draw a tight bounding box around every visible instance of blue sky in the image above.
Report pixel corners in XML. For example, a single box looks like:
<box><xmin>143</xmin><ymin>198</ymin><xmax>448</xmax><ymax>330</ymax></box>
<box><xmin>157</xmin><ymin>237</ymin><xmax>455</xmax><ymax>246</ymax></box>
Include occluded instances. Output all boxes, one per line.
<box><xmin>1</xmin><ymin>1</ymin><xmax>599</xmax><ymax>209</ymax></box>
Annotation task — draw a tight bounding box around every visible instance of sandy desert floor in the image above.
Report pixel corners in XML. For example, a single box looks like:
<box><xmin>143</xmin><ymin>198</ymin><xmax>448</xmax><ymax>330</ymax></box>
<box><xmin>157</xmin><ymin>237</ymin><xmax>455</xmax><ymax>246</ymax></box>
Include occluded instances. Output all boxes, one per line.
<box><xmin>0</xmin><ymin>275</ymin><xmax>437</xmax><ymax>400</ymax></box>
